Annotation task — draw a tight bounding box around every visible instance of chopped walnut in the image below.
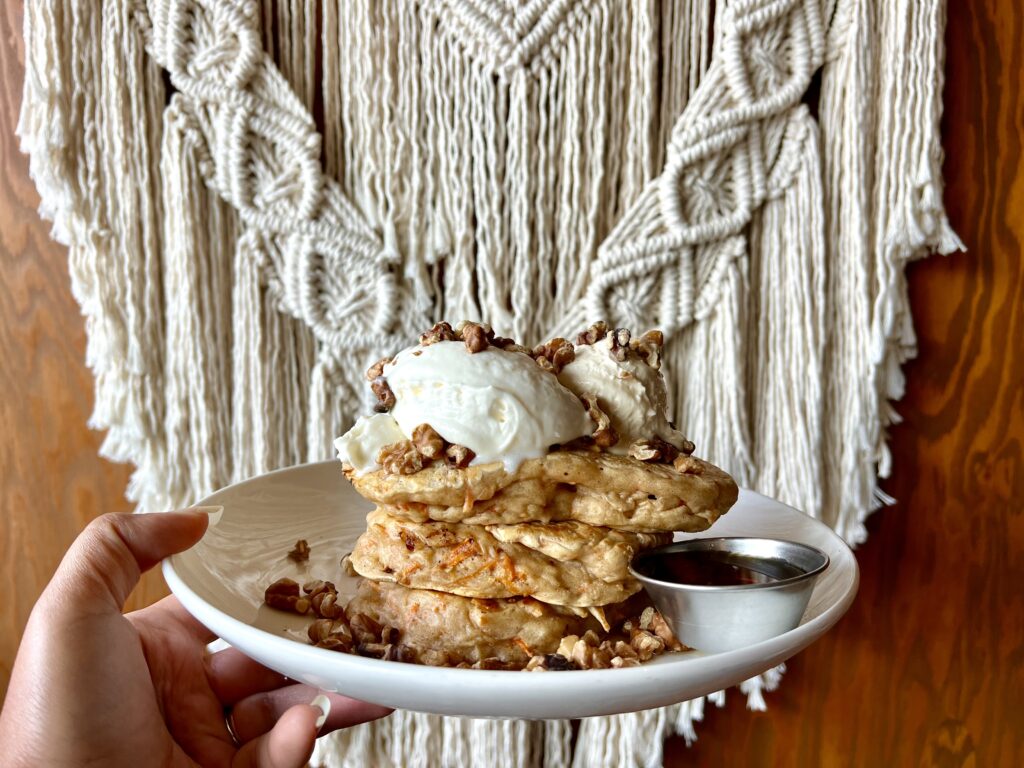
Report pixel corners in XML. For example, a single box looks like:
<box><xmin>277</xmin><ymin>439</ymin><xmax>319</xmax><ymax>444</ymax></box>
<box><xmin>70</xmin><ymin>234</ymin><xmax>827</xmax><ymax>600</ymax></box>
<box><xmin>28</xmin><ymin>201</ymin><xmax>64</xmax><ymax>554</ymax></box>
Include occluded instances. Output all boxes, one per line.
<box><xmin>630</xmin><ymin>330</ymin><xmax>664</xmax><ymax>369</ymax></box>
<box><xmin>612</xmin><ymin>640</ymin><xmax>638</xmax><ymax>661</ymax></box>
<box><xmin>473</xmin><ymin>657</ymin><xmax>517</xmax><ymax>670</ymax></box>
<box><xmin>420</xmin><ymin>321</ymin><xmax>458</xmax><ymax>345</ymax></box>
<box><xmin>320</xmin><ymin>635</ymin><xmax>354</xmax><ymax>653</ymax></box>
<box><xmin>569</xmin><ymin>638</ymin><xmax>597</xmax><ymax>669</ymax></box>
<box><xmin>542</xmin><ymin>653</ymin><xmax>579</xmax><ymax>671</ymax></box>
<box><xmin>630</xmin><ymin>628</ymin><xmax>666</xmax><ymax>662</ymax></box>
<box><xmin>555</xmin><ymin>635</ymin><xmax>579</xmax><ymax>658</ymax></box>
<box><xmin>525</xmin><ymin>655</ymin><xmax>547</xmax><ymax>671</ymax></box>
<box><xmin>303</xmin><ymin>579</ymin><xmax>335</xmax><ymax>597</ymax></box>
<box><xmin>628</xmin><ymin>437</ymin><xmax>680</xmax><ymax>464</ymax></box>
<box><xmin>264</xmin><ymin>578</ymin><xmax>311</xmax><ymax>614</ymax></box>
<box><xmin>287</xmin><ymin>539</ymin><xmax>311</xmax><ymax>563</ymax></box>
<box><xmin>576</xmin><ymin>321</ymin><xmax>609</xmax><ymax>346</ymax></box>
<box><xmin>365</xmin><ymin>356</ymin><xmax>394</xmax><ymax>381</ymax></box>
<box><xmin>370</xmin><ymin>377</ymin><xmax>396</xmax><ymax>411</ymax></box>
<box><xmin>639</xmin><ymin>606</ymin><xmax>656</xmax><ymax>631</ymax></box>
<box><xmin>349</xmin><ymin>613</ymin><xmax>384</xmax><ymax>645</ymax></box>
<box><xmin>628</xmin><ymin>441</ymin><xmax>658</xmax><ymax>462</ymax></box>
<box><xmin>392</xmin><ymin>645</ymin><xmax>419</xmax><ymax>664</ymax></box>
<box><xmin>528</xmin><ymin>609</ymin><xmax>683</xmax><ymax>671</ymax></box>
<box><xmin>459</xmin><ymin>322</ymin><xmax>490</xmax><ymax>353</ymax></box>
<box><xmin>455</xmin><ymin>320</ymin><xmax>493</xmax><ymax>337</ymax></box>
<box><xmin>377</xmin><ymin>440</ymin><xmax>424</xmax><ymax>474</ymax></box>
<box><xmin>608</xmin><ymin>328</ymin><xmax>632</xmax><ymax>361</ymax></box>
<box><xmin>532</xmin><ymin>337</ymin><xmax>575</xmax><ymax>374</ymax></box>
<box><xmin>445</xmin><ymin>443</ymin><xmax>475</xmax><ymax>468</ymax></box>
<box><xmin>649</xmin><ymin>610</ymin><xmax>686</xmax><ymax>652</ymax></box>
<box><xmin>590</xmin><ymin>645</ymin><xmax>613</xmax><ymax>669</ymax></box>
<box><xmin>672</xmin><ymin>455</ymin><xmax>703</xmax><ymax>476</ymax></box>
<box><xmin>311</xmin><ymin>624</ymin><xmax>340</xmax><ymax>644</ymax></box>
<box><xmin>308</xmin><ymin>618</ymin><xmax>352</xmax><ymax>648</ymax></box>
<box><xmin>311</xmin><ymin>589</ymin><xmax>345</xmax><ymax>620</ymax></box>
<box><xmin>303</xmin><ymin>580</ymin><xmax>346</xmax><ymax>619</ymax></box>
<box><xmin>611</xmin><ymin>656</ymin><xmax>641</xmax><ymax>668</ymax></box>
<box><xmin>411</xmin><ymin>423</ymin><xmax>446</xmax><ymax>460</ymax></box>
<box><xmin>578</xmin><ymin>392</ymin><xmax>619</xmax><ymax>448</ymax></box>
<box><xmin>356</xmin><ymin>642</ymin><xmax>394</xmax><ymax>659</ymax></box>
<box><xmin>534</xmin><ymin>355</ymin><xmax>556</xmax><ymax>374</ymax></box>
<box><xmin>340</xmin><ymin>553</ymin><xmax>357</xmax><ymax>576</ymax></box>
<box><xmin>492</xmin><ymin>336</ymin><xmax>533</xmax><ymax>355</ymax></box>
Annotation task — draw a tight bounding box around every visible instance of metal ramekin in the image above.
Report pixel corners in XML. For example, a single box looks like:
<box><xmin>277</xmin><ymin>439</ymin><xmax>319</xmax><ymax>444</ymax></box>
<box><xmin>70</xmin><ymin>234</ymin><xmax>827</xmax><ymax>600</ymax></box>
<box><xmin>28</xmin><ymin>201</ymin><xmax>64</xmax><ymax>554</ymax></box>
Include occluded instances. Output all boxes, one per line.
<box><xmin>629</xmin><ymin>537</ymin><xmax>830</xmax><ymax>654</ymax></box>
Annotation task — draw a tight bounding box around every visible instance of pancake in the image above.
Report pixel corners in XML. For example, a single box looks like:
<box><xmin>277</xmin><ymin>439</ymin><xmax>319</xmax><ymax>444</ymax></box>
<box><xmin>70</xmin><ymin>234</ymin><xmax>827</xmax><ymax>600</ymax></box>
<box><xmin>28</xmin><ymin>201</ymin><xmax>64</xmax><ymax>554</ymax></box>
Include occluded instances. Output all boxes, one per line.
<box><xmin>345</xmin><ymin>449</ymin><xmax>737</xmax><ymax>532</ymax></box>
<box><xmin>344</xmin><ymin>579</ymin><xmax>617</xmax><ymax>667</ymax></box>
<box><xmin>350</xmin><ymin>510</ymin><xmax>671</xmax><ymax>607</ymax></box>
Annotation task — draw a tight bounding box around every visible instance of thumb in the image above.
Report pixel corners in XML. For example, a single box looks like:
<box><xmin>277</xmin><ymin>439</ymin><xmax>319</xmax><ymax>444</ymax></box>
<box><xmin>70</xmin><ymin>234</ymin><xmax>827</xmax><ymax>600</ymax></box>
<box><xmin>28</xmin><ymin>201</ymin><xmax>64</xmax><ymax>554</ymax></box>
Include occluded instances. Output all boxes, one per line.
<box><xmin>46</xmin><ymin>510</ymin><xmax>212</xmax><ymax>614</ymax></box>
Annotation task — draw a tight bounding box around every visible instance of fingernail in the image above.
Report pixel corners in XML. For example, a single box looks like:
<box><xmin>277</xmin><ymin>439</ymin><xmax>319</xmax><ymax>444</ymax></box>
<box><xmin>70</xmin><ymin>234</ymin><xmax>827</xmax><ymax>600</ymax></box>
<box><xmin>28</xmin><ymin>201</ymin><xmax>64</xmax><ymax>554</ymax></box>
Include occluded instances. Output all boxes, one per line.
<box><xmin>311</xmin><ymin>693</ymin><xmax>331</xmax><ymax>732</ymax></box>
<box><xmin>191</xmin><ymin>505</ymin><xmax>223</xmax><ymax>526</ymax></box>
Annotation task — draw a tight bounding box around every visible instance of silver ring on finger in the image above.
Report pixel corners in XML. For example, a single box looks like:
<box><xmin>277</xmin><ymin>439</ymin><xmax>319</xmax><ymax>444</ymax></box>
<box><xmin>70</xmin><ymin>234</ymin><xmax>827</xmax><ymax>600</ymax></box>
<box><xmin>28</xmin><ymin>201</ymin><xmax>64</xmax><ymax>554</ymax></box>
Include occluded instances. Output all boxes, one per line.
<box><xmin>224</xmin><ymin>708</ymin><xmax>242</xmax><ymax>747</ymax></box>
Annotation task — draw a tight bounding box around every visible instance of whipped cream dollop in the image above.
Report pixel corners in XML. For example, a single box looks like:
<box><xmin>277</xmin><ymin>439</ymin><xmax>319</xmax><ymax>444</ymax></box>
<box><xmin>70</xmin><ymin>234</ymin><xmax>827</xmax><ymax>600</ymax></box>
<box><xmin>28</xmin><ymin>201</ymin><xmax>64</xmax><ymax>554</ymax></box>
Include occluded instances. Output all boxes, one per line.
<box><xmin>334</xmin><ymin>412</ymin><xmax>407</xmax><ymax>474</ymax></box>
<box><xmin>336</xmin><ymin>341</ymin><xmax>592</xmax><ymax>473</ymax></box>
<box><xmin>556</xmin><ymin>336</ymin><xmax>687</xmax><ymax>454</ymax></box>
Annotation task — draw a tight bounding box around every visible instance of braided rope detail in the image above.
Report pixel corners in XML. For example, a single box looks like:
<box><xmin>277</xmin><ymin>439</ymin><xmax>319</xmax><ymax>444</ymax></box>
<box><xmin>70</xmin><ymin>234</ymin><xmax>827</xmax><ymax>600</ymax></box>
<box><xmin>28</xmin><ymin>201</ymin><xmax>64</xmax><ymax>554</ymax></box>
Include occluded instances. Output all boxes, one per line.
<box><xmin>585</xmin><ymin>0</ymin><xmax>826</xmax><ymax>333</ymax></box>
<box><xmin>422</xmin><ymin>0</ymin><xmax>595</xmax><ymax>75</ymax></box>
<box><xmin>134</xmin><ymin>0</ymin><xmax>827</xmax><ymax>351</ymax></box>
<box><xmin>137</xmin><ymin>0</ymin><xmax>408</xmax><ymax>352</ymax></box>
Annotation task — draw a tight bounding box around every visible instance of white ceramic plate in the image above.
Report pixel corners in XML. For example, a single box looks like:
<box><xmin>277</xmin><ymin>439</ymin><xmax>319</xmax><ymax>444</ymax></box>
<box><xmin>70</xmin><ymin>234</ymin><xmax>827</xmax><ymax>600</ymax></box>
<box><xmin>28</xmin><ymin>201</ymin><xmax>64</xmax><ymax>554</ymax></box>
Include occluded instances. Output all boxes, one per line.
<box><xmin>164</xmin><ymin>462</ymin><xmax>858</xmax><ymax>719</ymax></box>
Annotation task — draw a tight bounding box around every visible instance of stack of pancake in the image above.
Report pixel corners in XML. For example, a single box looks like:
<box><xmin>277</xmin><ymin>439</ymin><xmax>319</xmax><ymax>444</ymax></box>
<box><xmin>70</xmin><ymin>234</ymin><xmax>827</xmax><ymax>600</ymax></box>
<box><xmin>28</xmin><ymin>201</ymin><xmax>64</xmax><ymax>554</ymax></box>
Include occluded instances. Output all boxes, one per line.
<box><xmin>343</xmin><ymin>446</ymin><xmax>737</xmax><ymax>668</ymax></box>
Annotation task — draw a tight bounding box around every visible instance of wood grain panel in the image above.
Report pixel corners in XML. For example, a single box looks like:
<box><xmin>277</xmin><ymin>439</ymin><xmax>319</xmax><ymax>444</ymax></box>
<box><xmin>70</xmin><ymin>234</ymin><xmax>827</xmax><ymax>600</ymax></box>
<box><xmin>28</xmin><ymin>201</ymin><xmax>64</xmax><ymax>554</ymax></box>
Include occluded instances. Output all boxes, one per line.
<box><xmin>666</xmin><ymin>0</ymin><xmax>1024</xmax><ymax>764</ymax></box>
<box><xmin>0</xmin><ymin>3</ymin><xmax>167</xmax><ymax>700</ymax></box>
<box><xmin>0</xmin><ymin>1</ymin><xmax>1021</xmax><ymax>766</ymax></box>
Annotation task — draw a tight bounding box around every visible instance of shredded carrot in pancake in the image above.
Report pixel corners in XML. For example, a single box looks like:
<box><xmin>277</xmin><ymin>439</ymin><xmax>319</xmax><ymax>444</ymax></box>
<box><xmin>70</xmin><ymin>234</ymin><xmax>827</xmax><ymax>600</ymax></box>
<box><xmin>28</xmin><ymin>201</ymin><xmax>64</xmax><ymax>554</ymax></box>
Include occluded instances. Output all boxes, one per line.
<box><xmin>452</xmin><ymin>558</ymin><xmax>500</xmax><ymax>585</ymax></box>
<box><xmin>399</xmin><ymin>562</ymin><xmax>423</xmax><ymax>581</ymax></box>
<box><xmin>495</xmin><ymin>554</ymin><xmax>526</xmax><ymax>592</ymax></box>
<box><xmin>440</xmin><ymin>538</ymin><xmax>482</xmax><ymax>570</ymax></box>
<box><xmin>513</xmin><ymin>637</ymin><xmax>534</xmax><ymax>657</ymax></box>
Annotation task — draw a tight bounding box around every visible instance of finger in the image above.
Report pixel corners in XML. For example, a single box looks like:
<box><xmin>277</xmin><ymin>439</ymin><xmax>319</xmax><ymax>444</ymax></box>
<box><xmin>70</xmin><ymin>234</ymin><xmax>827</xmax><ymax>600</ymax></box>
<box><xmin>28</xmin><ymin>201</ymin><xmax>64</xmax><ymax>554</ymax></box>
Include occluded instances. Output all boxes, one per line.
<box><xmin>129</xmin><ymin>595</ymin><xmax>218</xmax><ymax>646</ymax></box>
<box><xmin>233</xmin><ymin>703</ymin><xmax>323</xmax><ymax>768</ymax></box>
<box><xmin>230</xmin><ymin>684</ymin><xmax>391</xmax><ymax>742</ymax></box>
<box><xmin>205</xmin><ymin>648</ymin><xmax>291</xmax><ymax>705</ymax></box>
<box><xmin>47</xmin><ymin>511</ymin><xmax>210</xmax><ymax>613</ymax></box>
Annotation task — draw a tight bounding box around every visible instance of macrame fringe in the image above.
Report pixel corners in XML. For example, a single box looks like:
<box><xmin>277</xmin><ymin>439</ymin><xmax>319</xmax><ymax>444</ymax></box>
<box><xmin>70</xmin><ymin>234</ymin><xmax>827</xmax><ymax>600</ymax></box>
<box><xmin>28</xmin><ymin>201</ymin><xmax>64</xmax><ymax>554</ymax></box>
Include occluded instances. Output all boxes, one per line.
<box><xmin>746</xmin><ymin>108</ymin><xmax>827</xmax><ymax>518</ymax></box>
<box><xmin>321</xmin><ymin>0</ymin><xmax>712</xmax><ymax>344</ymax></box>
<box><xmin>18</xmin><ymin>0</ymin><xmax>173</xmax><ymax>510</ymax></box>
<box><xmin>818</xmin><ymin>0</ymin><xmax>964</xmax><ymax>544</ymax></box>
<box><xmin>665</xmin><ymin>255</ymin><xmax>755</xmax><ymax>487</ymax></box>
<box><xmin>161</xmin><ymin>103</ymin><xmax>238</xmax><ymax>505</ymax></box>
<box><xmin>231</xmin><ymin>229</ymin><xmax>317</xmax><ymax>481</ymax></box>
<box><xmin>312</xmin><ymin>712</ymin><xmax>544</xmax><ymax>768</ymax></box>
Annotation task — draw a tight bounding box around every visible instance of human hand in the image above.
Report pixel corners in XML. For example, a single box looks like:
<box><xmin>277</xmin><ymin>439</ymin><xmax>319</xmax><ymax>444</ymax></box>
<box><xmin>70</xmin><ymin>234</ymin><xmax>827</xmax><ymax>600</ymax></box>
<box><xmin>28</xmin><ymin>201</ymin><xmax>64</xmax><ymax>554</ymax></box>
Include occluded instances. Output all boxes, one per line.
<box><xmin>0</xmin><ymin>510</ymin><xmax>391</xmax><ymax>767</ymax></box>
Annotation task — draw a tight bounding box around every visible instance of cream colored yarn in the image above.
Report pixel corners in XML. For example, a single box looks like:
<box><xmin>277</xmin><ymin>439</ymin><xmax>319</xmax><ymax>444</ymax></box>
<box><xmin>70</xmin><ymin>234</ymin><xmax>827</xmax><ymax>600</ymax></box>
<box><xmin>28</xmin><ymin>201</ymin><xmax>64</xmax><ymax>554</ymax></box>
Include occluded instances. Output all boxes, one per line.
<box><xmin>18</xmin><ymin>1</ymin><xmax>961</xmax><ymax>766</ymax></box>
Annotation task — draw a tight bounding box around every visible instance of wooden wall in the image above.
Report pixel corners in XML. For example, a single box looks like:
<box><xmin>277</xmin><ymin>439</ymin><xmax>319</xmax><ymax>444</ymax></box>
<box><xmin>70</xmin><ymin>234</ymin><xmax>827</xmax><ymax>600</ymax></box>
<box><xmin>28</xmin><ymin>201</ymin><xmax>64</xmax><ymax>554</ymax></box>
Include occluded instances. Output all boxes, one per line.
<box><xmin>1</xmin><ymin>1</ymin><xmax>1020</xmax><ymax>765</ymax></box>
<box><xmin>0</xmin><ymin>2</ymin><xmax>165</xmax><ymax>695</ymax></box>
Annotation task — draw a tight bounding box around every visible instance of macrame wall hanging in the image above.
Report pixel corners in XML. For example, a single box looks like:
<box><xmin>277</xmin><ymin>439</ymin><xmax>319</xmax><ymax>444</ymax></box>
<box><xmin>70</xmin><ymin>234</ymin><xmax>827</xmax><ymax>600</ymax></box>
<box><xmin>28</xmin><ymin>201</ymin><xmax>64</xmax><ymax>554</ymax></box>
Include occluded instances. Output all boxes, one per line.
<box><xmin>19</xmin><ymin>0</ymin><xmax>961</xmax><ymax>766</ymax></box>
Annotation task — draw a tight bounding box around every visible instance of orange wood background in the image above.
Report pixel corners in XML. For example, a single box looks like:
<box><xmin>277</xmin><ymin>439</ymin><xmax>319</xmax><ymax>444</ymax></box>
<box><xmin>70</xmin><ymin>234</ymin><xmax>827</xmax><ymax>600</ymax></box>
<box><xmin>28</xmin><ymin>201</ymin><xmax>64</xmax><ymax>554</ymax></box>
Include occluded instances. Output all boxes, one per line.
<box><xmin>0</xmin><ymin>1</ymin><xmax>1020</xmax><ymax>766</ymax></box>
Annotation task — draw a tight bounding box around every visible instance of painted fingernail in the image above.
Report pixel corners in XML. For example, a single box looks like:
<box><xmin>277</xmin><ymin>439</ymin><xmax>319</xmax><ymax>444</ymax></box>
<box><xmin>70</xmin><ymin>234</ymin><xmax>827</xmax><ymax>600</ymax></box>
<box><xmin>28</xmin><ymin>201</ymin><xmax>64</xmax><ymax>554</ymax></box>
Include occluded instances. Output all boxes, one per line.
<box><xmin>192</xmin><ymin>505</ymin><xmax>223</xmax><ymax>526</ymax></box>
<box><xmin>311</xmin><ymin>693</ymin><xmax>331</xmax><ymax>732</ymax></box>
